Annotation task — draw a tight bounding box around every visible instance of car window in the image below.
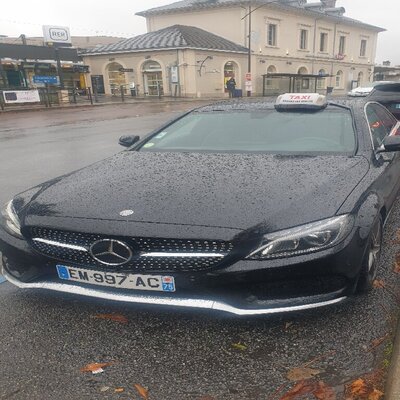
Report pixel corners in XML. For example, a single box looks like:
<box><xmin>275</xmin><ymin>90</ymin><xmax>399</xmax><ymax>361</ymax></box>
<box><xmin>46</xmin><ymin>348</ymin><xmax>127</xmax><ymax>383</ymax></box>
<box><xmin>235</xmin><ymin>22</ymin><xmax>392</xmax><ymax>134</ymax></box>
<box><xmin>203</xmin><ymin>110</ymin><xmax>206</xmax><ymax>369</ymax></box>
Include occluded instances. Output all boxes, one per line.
<box><xmin>366</xmin><ymin>103</ymin><xmax>397</xmax><ymax>148</ymax></box>
<box><xmin>139</xmin><ymin>108</ymin><xmax>356</xmax><ymax>154</ymax></box>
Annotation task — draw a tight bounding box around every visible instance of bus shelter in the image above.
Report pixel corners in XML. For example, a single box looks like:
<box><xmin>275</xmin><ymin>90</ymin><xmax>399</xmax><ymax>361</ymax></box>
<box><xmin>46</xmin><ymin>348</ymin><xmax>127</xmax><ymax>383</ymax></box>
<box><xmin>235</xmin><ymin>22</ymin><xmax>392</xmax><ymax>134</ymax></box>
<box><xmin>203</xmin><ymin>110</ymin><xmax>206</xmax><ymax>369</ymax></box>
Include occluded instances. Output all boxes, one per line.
<box><xmin>263</xmin><ymin>73</ymin><xmax>332</xmax><ymax>96</ymax></box>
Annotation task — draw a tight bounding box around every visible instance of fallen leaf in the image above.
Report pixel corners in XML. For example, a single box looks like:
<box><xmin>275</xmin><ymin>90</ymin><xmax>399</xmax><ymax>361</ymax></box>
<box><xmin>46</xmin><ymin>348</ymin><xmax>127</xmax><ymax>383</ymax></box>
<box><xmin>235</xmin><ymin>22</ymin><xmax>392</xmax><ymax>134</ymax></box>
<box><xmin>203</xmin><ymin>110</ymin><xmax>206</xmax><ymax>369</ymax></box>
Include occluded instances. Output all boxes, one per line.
<box><xmin>94</xmin><ymin>314</ymin><xmax>128</xmax><ymax>324</ymax></box>
<box><xmin>373</xmin><ymin>280</ymin><xmax>385</xmax><ymax>289</ymax></box>
<box><xmin>287</xmin><ymin>367</ymin><xmax>322</xmax><ymax>382</ymax></box>
<box><xmin>284</xmin><ymin>322</ymin><xmax>294</xmax><ymax>331</ymax></box>
<box><xmin>348</xmin><ymin>378</ymin><xmax>369</xmax><ymax>396</ymax></box>
<box><xmin>314</xmin><ymin>381</ymin><xmax>336</xmax><ymax>400</ymax></box>
<box><xmin>80</xmin><ymin>362</ymin><xmax>113</xmax><ymax>373</ymax></box>
<box><xmin>134</xmin><ymin>384</ymin><xmax>149</xmax><ymax>400</ymax></box>
<box><xmin>114</xmin><ymin>388</ymin><xmax>124</xmax><ymax>393</ymax></box>
<box><xmin>394</xmin><ymin>255</ymin><xmax>400</xmax><ymax>273</ymax></box>
<box><xmin>232</xmin><ymin>342</ymin><xmax>247</xmax><ymax>351</ymax></box>
<box><xmin>368</xmin><ymin>389</ymin><xmax>384</xmax><ymax>400</ymax></box>
<box><xmin>368</xmin><ymin>334</ymin><xmax>389</xmax><ymax>351</ymax></box>
<box><xmin>280</xmin><ymin>380</ymin><xmax>318</xmax><ymax>400</ymax></box>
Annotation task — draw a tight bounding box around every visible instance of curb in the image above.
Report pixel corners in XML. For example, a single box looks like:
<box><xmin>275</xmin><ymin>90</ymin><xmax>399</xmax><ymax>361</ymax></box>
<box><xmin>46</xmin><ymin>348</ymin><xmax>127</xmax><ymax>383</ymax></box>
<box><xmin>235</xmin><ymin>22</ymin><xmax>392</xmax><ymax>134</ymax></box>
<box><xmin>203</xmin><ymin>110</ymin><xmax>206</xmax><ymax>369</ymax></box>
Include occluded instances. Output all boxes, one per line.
<box><xmin>385</xmin><ymin>316</ymin><xmax>400</xmax><ymax>399</ymax></box>
<box><xmin>0</xmin><ymin>98</ymin><xmax>218</xmax><ymax>114</ymax></box>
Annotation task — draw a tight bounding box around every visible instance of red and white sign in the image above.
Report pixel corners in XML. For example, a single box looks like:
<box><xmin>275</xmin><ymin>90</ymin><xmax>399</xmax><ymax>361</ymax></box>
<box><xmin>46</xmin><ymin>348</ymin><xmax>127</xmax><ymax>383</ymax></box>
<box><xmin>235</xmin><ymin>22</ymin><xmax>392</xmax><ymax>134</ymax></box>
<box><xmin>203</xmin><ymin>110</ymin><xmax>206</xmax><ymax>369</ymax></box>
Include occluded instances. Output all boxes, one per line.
<box><xmin>245</xmin><ymin>73</ymin><xmax>252</xmax><ymax>81</ymax></box>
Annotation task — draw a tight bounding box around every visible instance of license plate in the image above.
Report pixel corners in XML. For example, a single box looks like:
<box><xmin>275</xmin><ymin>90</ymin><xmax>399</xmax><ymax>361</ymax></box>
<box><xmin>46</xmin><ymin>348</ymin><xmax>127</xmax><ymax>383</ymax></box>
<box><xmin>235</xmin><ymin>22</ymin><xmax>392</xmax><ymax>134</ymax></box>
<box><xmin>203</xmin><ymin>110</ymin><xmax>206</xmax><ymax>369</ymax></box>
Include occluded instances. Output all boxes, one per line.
<box><xmin>56</xmin><ymin>265</ymin><xmax>175</xmax><ymax>292</ymax></box>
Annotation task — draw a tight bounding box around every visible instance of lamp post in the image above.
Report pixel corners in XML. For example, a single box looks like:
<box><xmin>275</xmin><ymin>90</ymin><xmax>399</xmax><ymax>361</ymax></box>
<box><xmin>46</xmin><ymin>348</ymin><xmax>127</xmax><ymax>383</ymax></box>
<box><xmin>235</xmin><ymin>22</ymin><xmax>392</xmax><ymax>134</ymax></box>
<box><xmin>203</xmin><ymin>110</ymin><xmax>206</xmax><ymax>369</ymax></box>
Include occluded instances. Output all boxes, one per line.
<box><xmin>241</xmin><ymin>0</ymin><xmax>293</xmax><ymax>97</ymax></box>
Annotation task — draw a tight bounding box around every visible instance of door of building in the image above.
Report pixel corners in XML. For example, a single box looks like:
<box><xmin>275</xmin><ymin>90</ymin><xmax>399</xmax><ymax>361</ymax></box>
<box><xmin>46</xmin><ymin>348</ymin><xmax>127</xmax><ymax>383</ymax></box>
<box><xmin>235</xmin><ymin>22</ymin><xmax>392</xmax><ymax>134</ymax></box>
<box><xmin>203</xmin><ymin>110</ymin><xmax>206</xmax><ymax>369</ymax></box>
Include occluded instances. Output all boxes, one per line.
<box><xmin>91</xmin><ymin>75</ymin><xmax>105</xmax><ymax>94</ymax></box>
<box><xmin>144</xmin><ymin>71</ymin><xmax>164</xmax><ymax>96</ymax></box>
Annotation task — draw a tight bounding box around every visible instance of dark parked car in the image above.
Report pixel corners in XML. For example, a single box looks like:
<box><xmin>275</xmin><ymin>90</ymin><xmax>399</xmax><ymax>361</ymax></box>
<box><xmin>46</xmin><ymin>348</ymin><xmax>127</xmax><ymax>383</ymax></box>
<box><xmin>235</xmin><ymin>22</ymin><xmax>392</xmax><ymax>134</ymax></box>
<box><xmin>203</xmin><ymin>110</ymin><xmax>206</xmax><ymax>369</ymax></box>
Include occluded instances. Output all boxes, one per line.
<box><xmin>367</xmin><ymin>82</ymin><xmax>400</xmax><ymax>120</ymax></box>
<box><xmin>2</xmin><ymin>94</ymin><xmax>400</xmax><ymax>316</ymax></box>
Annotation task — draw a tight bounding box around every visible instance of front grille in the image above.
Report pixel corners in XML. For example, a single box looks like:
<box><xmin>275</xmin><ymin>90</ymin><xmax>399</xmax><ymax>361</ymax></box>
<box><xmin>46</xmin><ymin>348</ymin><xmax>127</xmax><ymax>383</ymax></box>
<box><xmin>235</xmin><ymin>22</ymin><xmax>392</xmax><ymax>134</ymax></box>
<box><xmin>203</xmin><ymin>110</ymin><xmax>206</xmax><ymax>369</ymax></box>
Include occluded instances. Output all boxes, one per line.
<box><xmin>26</xmin><ymin>227</ymin><xmax>234</xmax><ymax>272</ymax></box>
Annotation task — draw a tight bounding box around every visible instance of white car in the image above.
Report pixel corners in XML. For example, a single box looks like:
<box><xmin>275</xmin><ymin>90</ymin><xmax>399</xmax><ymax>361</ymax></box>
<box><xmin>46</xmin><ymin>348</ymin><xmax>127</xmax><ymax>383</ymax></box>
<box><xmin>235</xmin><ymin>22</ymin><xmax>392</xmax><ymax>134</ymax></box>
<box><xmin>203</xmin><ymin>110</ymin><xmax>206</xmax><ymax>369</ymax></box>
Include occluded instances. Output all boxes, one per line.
<box><xmin>348</xmin><ymin>81</ymin><xmax>394</xmax><ymax>97</ymax></box>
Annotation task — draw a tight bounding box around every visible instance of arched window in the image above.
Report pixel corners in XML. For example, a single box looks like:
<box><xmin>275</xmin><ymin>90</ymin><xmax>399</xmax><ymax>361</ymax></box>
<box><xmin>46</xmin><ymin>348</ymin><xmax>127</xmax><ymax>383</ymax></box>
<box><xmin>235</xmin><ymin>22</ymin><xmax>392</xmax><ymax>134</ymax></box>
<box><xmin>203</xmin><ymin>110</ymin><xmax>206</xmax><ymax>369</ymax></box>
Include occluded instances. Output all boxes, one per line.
<box><xmin>267</xmin><ymin>65</ymin><xmax>277</xmax><ymax>74</ymax></box>
<box><xmin>335</xmin><ymin>70</ymin><xmax>343</xmax><ymax>88</ymax></box>
<box><xmin>298</xmin><ymin>66</ymin><xmax>308</xmax><ymax>75</ymax></box>
<box><xmin>142</xmin><ymin>61</ymin><xmax>164</xmax><ymax>96</ymax></box>
<box><xmin>107</xmin><ymin>62</ymin><xmax>127</xmax><ymax>95</ymax></box>
<box><xmin>317</xmin><ymin>69</ymin><xmax>327</xmax><ymax>90</ymax></box>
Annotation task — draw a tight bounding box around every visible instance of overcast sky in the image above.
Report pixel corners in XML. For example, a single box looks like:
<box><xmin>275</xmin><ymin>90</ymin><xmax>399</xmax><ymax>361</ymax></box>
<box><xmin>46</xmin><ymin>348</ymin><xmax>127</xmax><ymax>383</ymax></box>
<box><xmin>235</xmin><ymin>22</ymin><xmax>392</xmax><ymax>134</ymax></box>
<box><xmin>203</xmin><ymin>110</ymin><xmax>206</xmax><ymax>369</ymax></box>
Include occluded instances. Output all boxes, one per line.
<box><xmin>0</xmin><ymin>0</ymin><xmax>398</xmax><ymax>64</ymax></box>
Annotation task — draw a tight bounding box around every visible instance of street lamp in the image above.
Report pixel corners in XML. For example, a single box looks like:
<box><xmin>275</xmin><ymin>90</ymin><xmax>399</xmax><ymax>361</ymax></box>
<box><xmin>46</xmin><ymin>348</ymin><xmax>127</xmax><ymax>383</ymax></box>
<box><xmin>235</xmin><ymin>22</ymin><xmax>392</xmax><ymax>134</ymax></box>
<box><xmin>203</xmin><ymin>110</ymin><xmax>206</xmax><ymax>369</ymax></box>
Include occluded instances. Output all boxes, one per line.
<box><xmin>241</xmin><ymin>0</ymin><xmax>294</xmax><ymax>97</ymax></box>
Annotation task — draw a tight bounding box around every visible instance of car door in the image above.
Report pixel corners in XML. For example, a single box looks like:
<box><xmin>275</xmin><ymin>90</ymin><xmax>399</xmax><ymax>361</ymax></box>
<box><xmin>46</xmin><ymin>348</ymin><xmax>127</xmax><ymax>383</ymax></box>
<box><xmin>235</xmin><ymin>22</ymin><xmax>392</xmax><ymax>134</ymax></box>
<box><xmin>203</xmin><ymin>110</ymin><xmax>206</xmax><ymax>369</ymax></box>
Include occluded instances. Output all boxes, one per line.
<box><xmin>365</xmin><ymin>101</ymin><xmax>400</xmax><ymax>211</ymax></box>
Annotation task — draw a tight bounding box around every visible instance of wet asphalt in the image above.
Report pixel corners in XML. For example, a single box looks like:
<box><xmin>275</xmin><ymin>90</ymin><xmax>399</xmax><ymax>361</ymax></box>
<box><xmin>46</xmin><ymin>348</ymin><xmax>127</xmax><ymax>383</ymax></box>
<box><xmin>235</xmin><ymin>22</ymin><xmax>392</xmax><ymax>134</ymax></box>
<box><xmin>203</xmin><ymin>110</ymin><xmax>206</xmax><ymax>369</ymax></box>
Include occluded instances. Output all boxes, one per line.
<box><xmin>1</xmin><ymin>102</ymin><xmax>400</xmax><ymax>399</ymax></box>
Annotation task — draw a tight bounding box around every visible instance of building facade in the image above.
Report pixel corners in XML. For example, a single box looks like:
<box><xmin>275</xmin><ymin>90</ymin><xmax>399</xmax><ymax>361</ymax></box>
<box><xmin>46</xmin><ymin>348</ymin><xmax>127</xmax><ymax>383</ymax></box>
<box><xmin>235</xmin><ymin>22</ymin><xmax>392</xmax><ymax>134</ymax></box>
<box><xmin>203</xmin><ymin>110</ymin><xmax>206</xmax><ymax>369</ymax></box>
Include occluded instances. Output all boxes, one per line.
<box><xmin>82</xmin><ymin>25</ymin><xmax>248</xmax><ymax>98</ymax></box>
<box><xmin>82</xmin><ymin>0</ymin><xmax>385</xmax><ymax>98</ymax></box>
<box><xmin>136</xmin><ymin>0</ymin><xmax>384</xmax><ymax>96</ymax></box>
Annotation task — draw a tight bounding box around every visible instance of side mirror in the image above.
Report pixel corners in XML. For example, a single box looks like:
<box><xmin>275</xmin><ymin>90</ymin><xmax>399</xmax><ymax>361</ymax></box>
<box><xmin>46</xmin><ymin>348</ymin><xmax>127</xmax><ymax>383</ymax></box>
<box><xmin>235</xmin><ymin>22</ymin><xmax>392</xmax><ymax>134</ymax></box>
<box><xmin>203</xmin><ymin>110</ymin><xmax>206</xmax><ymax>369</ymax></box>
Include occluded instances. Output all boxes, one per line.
<box><xmin>119</xmin><ymin>135</ymin><xmax>140</xmax><ymax>147</ymax></box>
<box><xmin>377</xmin><ymin>135</ymin><xmax>400</xmax><ymax>153</ymax></box>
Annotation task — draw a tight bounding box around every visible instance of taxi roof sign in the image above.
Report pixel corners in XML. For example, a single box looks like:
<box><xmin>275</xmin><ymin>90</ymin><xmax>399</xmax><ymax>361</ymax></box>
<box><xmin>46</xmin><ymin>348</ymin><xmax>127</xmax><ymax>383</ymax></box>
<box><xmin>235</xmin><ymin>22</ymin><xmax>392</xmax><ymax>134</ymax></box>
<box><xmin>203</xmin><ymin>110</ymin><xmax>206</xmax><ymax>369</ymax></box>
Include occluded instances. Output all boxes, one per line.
<box><xmin>275</xmin><ymin>93</ymin><xmax>328</xmax><ymax>111</ymax></box>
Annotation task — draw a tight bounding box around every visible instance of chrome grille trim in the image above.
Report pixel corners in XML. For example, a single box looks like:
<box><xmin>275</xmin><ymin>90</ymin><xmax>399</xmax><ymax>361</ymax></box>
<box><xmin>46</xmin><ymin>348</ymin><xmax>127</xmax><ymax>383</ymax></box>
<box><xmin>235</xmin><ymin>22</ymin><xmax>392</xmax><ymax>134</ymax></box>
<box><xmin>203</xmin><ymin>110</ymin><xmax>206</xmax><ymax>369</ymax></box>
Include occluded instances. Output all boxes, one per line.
<box><xmin>27</xmin><ymin>227</ymin><xmax>234</xmax><ymax>272</ymax></box>
<box><xmin>141</xmin><ymin>252</ymin><xmax>225</xmax><ymax>258</ymax></box>
<box><xmin>32</xmin><ymin>238</ymin><xmax>88</xmax><ymax>252</ymax></box>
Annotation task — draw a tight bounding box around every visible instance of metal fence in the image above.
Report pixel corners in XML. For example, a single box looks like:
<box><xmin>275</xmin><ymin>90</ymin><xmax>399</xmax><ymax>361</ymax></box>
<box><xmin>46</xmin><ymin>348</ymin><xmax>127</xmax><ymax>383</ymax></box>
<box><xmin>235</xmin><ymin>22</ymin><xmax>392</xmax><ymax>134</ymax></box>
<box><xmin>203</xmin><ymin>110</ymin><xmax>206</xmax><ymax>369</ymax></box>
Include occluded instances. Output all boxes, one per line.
<box><xmin>0</xmin><ymin>85</ymin><xmax>144</xmax><ymax>111</ymax></box>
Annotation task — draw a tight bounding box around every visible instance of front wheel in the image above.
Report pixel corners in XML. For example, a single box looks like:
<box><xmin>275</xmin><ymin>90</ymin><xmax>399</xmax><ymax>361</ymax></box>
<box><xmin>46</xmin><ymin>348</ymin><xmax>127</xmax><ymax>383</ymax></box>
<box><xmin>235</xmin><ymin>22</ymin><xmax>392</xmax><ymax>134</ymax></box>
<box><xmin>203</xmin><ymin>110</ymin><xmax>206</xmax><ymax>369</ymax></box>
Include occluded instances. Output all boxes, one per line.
<box><xmin>356</xmin><ymin>216</ymin><xmax>383</xmax><ymax>293</ymax></box>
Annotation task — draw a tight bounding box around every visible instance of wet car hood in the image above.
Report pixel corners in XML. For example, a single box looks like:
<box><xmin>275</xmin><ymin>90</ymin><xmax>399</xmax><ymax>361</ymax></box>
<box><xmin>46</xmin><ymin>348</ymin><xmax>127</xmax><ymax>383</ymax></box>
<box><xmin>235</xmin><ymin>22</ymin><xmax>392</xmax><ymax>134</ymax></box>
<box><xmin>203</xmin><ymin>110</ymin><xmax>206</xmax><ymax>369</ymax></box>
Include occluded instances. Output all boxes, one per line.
<box><xmin>22</xmin><ymin>152</ymin><xmax>369</xmax><ymax>232</ymax></box>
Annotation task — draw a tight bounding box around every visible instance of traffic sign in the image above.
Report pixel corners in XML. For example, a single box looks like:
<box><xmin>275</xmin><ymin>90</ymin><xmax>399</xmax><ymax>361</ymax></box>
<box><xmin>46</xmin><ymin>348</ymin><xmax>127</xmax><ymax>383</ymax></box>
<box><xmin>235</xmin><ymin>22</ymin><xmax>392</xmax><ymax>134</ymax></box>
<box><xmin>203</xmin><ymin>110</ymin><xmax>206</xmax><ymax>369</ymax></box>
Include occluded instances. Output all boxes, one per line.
<box><xmin>33</xmin><ymin>75</ymin><xmax>59</xmax><ymax>85</ymax></box>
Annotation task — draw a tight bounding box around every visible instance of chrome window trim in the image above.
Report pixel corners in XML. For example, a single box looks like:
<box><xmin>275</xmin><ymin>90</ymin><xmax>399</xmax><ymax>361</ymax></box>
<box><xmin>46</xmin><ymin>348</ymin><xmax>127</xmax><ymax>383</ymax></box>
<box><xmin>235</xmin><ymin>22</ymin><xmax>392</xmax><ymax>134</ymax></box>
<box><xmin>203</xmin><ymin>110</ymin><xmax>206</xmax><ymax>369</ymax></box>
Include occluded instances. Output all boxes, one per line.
<box><xmin>364</xmin><ymin>101</ymin><xmax>398</xmax><ymax>156</ymax></box>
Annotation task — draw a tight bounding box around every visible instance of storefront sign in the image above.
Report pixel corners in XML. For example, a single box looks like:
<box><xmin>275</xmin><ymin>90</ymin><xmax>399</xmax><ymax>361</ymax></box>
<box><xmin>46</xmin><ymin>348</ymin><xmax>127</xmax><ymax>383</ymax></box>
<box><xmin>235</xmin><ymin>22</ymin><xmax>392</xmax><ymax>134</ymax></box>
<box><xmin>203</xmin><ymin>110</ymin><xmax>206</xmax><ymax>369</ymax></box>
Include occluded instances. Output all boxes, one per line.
<box><xmin>170</xmin><ymin>66</ymin><xmax>179</xmax><ymax>84</ymax></box>
<box><xmin>2</xmin><ymin>90</ymin><xmax>40</xmax><ymax>104</ymax></box>
<box><xmin>73</xmin><ymin>65</ymin><xmax>90</xmax><ymax>73</ymax></box>
<box><xmin>33</xmin><ymin>75</ymin><xmax>59</xmax><ymax>85</ymax></box>
<box><xmin>43</xmin><ymin>25</ymin><xmax>71</xmax><ymax>45</ymax></box>
<box><xmin>119</xmin><ymin>68</ymin><xmax>134</xmax><ymax>73</ymax></box>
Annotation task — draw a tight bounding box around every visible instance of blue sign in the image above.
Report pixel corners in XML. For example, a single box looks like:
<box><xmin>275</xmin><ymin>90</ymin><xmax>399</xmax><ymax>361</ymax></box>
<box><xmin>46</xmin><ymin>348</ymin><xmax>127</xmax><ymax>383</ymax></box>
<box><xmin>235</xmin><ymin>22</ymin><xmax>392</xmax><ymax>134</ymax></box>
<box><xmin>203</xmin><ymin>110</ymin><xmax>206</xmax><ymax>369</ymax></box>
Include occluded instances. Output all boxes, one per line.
<box><xmin>33</xmin><ymin>75</ymin><xmax>59</xmax><ymax>85</ymax></box>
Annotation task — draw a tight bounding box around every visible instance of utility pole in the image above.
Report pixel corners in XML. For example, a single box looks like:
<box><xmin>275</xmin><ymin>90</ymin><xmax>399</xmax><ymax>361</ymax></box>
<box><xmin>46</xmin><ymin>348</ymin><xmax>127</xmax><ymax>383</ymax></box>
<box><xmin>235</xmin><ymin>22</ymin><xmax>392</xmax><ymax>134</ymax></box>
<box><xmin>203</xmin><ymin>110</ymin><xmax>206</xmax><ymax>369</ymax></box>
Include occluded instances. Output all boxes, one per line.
<box><xmin>54</xmin><ymin>47</ymin><xmax>65</xmax><ymax>89</ymax></box>
<box><xmin>242</xmin><ymin>0</ymin><xmax>292</xmax><ymax>97</ymax></box>
<box><xmin>247</xmin><ymin>4</ymin><xmax>252</xmax><ymax>97</ymax></box>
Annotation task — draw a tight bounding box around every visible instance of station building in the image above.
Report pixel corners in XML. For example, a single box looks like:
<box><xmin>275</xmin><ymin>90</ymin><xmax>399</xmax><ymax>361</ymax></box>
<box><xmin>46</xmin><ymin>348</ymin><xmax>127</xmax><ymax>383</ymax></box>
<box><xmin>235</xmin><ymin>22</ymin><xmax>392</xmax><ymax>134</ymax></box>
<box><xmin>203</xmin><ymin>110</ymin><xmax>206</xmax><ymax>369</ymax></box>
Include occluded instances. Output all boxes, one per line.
<box><xmin>82</xmin><ymin>0</ymin><xmax>386</xmax><ymax>98</ymax></box>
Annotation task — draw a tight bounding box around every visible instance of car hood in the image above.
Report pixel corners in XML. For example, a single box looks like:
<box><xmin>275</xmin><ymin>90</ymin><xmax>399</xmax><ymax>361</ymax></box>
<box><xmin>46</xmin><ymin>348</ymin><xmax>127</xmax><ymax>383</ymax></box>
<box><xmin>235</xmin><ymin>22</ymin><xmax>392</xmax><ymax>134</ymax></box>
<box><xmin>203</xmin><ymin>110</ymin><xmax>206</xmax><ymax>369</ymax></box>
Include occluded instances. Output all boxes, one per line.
<box><xmin>21</xmin><ymin>152</ymin><xmax>369</xmax><ymax>232</ymax></box>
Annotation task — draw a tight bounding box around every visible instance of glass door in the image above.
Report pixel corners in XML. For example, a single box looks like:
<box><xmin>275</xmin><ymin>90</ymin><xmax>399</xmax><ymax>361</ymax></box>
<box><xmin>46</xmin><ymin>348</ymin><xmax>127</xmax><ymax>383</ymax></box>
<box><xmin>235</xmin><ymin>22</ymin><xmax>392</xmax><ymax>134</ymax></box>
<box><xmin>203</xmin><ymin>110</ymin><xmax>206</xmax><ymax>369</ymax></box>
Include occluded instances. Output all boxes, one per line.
<box><xmin>145</xmin><ymin>72</ymin><xmax>164</xmax><ymax>96</ymax></box>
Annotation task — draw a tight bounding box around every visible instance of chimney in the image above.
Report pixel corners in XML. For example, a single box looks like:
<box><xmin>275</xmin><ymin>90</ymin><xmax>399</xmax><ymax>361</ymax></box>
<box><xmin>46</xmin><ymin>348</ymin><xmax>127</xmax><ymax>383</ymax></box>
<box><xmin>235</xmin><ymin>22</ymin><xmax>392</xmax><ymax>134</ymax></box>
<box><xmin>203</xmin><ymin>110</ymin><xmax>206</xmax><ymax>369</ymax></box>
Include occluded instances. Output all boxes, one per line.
<box><xmin>321</xmin><ymin>0</ymin><xmax>337</xmax><ymax>7</ymax></box>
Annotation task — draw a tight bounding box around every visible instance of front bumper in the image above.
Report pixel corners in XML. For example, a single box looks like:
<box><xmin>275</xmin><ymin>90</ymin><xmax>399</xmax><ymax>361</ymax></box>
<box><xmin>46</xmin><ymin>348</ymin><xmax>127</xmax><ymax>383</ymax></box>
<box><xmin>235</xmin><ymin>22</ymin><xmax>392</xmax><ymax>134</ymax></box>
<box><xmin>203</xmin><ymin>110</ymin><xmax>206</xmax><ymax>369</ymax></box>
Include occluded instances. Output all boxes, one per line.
<box><xmin>2</xmin><ymin>269</ymin><xmax>347</xmax><ymax>316</ymax></box>
<box><xmin>0</xmin><ymin>223</ymin><xmax>365</xmax><ymax>316</ymax></box>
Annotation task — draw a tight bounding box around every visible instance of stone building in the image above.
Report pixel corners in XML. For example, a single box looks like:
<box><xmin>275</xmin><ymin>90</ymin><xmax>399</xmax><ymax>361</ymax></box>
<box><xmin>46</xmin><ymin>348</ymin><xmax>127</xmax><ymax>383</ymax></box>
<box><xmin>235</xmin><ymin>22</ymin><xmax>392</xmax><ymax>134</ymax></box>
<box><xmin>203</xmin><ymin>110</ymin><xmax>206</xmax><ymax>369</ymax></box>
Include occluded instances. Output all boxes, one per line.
<box><xmin>82</xmin><ymin>0</ymin><xmax>385</xmax><ymax>97</ymax></box>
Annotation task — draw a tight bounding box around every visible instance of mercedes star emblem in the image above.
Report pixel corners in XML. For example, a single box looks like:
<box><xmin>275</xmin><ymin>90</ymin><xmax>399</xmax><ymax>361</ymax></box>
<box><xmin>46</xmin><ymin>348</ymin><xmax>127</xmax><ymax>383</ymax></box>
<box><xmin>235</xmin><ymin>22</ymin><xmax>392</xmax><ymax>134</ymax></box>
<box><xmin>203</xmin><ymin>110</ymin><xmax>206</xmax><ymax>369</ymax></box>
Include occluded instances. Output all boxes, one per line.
<box><xmin>90</xmin><ymin>239</ymin><xmax>133</xmax><ymax>266</ymax></box>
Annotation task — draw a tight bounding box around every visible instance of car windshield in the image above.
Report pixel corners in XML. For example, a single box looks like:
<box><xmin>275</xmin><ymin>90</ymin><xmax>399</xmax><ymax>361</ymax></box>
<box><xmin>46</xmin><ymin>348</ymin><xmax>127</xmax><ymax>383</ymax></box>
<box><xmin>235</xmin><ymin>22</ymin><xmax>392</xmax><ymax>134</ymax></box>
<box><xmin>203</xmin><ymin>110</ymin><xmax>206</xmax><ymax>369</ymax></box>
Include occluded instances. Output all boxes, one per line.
<box><xmin>138</xmin><ymin>108</ymin><xmax>356</xmax><ymax>154</ymax></box>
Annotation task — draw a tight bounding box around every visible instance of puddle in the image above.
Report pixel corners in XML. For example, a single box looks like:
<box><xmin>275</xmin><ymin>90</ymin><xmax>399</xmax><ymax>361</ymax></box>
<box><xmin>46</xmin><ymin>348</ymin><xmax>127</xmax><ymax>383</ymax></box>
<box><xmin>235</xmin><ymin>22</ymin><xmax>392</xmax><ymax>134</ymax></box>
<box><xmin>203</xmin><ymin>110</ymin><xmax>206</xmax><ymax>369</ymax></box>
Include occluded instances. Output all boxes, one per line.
<box><xmin>0</xmin><ymin>276</ymin><xmax>6</xmax><ymax>284</ymax></box>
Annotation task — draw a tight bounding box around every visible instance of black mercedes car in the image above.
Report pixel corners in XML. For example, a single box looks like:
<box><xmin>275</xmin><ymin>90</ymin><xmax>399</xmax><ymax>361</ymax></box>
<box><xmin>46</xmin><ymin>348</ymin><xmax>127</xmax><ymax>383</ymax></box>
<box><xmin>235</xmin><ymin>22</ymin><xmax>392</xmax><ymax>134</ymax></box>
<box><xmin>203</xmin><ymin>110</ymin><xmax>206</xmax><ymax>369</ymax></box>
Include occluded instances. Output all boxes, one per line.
<box><xmin>2</xmin><ymin>94</ymin><xmax>400</xmax><ymax>316</ymax></box>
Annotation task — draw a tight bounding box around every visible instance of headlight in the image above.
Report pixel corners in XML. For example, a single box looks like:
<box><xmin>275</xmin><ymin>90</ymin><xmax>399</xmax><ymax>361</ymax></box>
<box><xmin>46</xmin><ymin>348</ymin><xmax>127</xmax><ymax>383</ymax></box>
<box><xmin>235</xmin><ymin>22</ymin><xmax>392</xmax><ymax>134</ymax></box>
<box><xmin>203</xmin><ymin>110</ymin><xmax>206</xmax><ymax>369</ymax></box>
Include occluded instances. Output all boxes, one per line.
<box><xmin>1</xmin><ymin>200</ymin><xmax>23</xmax><ymax>238</ymax></box>
<box><xmin>247</xmin><ymin>215</ymin><xmax>354</xmax><ymax>260</ymax></box>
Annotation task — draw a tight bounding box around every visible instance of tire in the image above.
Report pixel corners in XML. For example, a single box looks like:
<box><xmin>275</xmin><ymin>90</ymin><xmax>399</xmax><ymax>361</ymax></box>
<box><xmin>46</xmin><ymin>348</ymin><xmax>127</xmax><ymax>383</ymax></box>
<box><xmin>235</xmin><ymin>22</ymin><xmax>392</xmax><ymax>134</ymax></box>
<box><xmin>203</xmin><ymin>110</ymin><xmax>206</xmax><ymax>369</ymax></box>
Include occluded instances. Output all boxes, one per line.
<box><xmin>356</xmin><ymin>215</ymin><xmax>383</xmax><ymax>293</ymax></box>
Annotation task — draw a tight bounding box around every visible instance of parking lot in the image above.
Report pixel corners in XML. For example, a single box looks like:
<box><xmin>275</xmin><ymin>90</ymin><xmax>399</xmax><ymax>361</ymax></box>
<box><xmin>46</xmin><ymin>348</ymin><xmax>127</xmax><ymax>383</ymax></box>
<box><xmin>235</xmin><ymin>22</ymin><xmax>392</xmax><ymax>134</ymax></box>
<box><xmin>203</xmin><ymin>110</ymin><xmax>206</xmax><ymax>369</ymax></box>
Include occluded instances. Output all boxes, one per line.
<box><xmin>1</xmin><ymin>102</ymin><xmax>400</xmax><ymax>399</ymax></box>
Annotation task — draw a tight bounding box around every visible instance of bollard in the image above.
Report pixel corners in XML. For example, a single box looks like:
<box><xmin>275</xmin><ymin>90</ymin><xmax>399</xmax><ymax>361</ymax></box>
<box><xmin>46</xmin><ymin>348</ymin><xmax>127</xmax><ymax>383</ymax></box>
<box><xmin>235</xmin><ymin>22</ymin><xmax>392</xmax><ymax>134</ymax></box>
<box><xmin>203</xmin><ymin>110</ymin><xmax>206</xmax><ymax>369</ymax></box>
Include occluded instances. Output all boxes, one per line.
<box><xmin>87</xmin><ymin>87</ymin><xmax>93</xmax><ymax>105</ymax></box>
<box><xmin>121</xmin><ymin>85</ymin><xmax>125</xmax><ymax>102</ymax></box>
<box><xmin>0</xmin><ymin>92</ymin><xmax>4</xmax><ymax>111</ymax></box>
